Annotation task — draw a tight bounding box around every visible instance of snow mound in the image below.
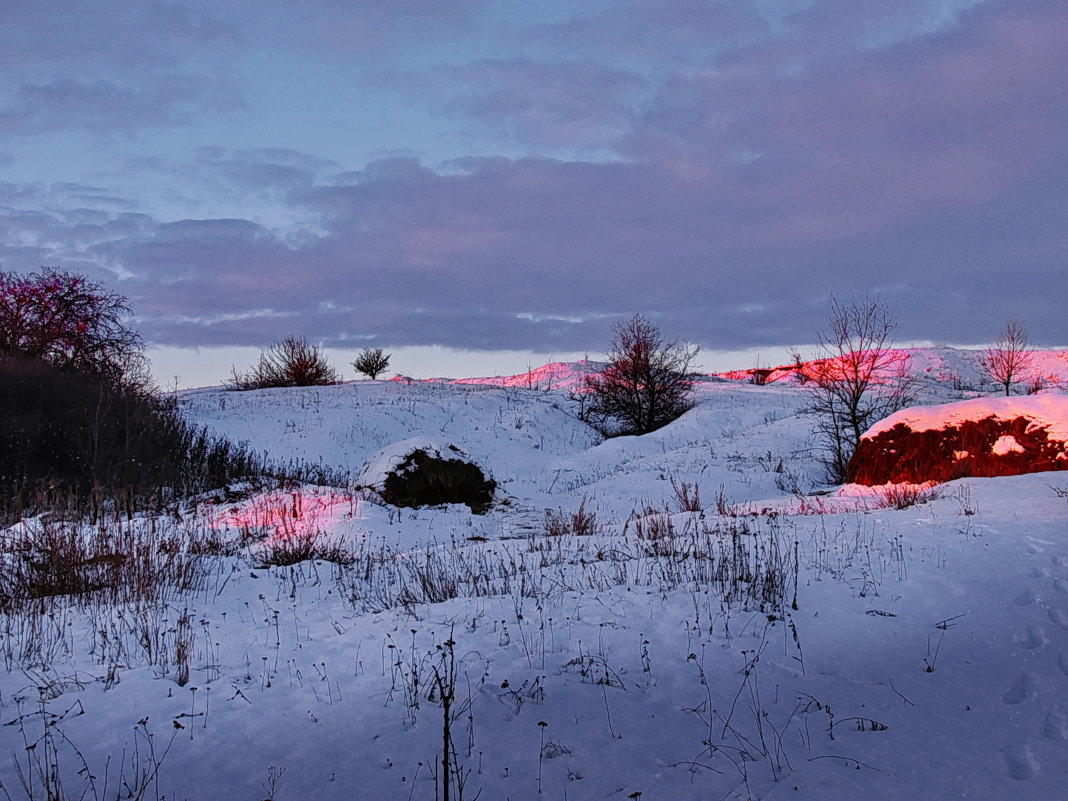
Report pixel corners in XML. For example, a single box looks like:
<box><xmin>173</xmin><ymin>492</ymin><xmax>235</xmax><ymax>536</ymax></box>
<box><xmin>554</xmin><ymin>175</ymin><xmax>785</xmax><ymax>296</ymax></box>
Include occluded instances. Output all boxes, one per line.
<box><xmin>356</xmin><ymin>437</ymin><xmax>496</xmax><ymax>513</ymax></box>
<box><xmin>449</xmin><ymin>360</ymin><xmax>603</xmax><ymax>391</ymax></box>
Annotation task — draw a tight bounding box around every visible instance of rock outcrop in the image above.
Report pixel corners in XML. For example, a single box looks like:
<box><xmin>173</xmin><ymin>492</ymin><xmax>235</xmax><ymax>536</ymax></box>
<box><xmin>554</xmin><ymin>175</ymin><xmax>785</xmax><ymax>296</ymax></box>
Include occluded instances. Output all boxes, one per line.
<box><xmin>357</xmin><ymin>438</ymin><xmax>496</xmax><ymax>513</ymax></box>
<box><xmin>848</xmin><ymin>394</ymin><xmax>1068</xmax><ymax>485</ymax></box>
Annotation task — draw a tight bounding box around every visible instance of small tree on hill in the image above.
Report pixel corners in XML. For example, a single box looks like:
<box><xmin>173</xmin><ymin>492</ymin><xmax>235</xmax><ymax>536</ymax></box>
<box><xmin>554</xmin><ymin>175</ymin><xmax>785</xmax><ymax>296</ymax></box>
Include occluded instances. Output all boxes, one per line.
<box><xmin>228</xmin><ymin>335</ymin><xmax>341</xmax><ymax>390</ymax></box>
<box><xmin>579</xmin><ymin>314</ymin><xmax>700</xmax><ymax>436</ymax></box>
<box><xmin>976</xmin><ymin>318</ymin><xmax>1035</xmax><ymax>396</ymax></box>
<box><xmin>806</xmin><ymin>295</ymin><xmax>915</xmax><ymax>484</ymax></box>
<box><xmin>353</xmin><ymin>347</ymin><xmax>391</xmax><ymax>380</ymax></box>
<box><xmin>0</xmin><ymin>268</ymin><xmax>146</xmax><ymax>387</ymax></box>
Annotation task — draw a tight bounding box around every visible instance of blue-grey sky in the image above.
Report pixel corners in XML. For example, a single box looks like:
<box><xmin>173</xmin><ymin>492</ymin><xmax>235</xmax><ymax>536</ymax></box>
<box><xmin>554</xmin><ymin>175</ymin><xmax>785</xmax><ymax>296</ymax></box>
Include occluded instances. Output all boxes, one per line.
<box><xmin>1</xmin><ymin>0</ymin><xmax>1065</xmax><ymax>384</ymax></box>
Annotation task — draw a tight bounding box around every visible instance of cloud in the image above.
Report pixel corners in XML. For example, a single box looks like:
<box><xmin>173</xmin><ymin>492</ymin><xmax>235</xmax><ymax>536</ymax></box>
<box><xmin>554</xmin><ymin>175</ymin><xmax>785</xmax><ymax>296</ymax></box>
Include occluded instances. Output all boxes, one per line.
<box><xmin>523</xmin><ymin>1</ymin><xmax>770</xmax><ymax>67</ymax></box>
<box><xmin>0</xmin><ymin>76</ymin><xmax>240</xmax><ymax>136</ymax></box>
<box><xmin>1</xmin><ymin>0</ymin><xmax>1065</xmax><ymax>358</ymax></box>
<box><xmin>379</xmin><ymin>60</ymin><xmax>648</xmax><ymax>152</ymax></box>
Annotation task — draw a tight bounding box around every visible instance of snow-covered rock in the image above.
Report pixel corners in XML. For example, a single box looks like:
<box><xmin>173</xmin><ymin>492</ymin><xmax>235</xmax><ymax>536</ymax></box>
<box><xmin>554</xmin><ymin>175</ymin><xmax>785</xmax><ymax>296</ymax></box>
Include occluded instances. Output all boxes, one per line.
<box><xmin>356</xmin><ymin>437</ymin><xmax>496</xmax><ymax>513</ymax></box>
<box><xmin>848</xmin><ymin>393</ymin><xmax>1068</xmax><ymax>484</ymax></box>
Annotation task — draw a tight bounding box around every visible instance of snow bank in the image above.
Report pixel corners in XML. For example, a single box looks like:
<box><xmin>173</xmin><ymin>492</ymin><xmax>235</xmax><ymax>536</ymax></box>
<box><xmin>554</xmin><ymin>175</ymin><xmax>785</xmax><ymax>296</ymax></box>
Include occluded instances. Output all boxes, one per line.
<box><xmin>863</xmin><ymin>393</ymin><xmax>1068</xmax><ymax>441</ymax></box>
<box><xmin>355</xmin><ymin>437</ymin><xmax>480</xmax><ymax>490</ymax></box>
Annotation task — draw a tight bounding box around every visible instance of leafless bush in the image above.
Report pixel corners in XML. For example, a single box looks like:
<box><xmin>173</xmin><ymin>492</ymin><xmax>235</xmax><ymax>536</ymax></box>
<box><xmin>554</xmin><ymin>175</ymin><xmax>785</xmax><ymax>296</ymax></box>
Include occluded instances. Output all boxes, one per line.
<box><xmin>578</xmin><ymin>314</ymin><xmax>699</xmax><ymax>436</ymax></box>
<box><xmin>629</xmin><ymin>507</ymin><xmax>678</xmax><ymax>556</ymax></box>
<box><xmin>975</xmin><ymin>318</ymin><xmax>1035</xmax><ymax>396</ymax></box>
<box><xmin>254</xmin><ymin>531</ymin><xmax>356</xmax><ymax>567</ymax></box>
<box><xmin>1025</xmin><ymin>375</ymin><xmax>1045</xmax><ymax>395</ymax></box>
<box><xmin>805</xmin><ymin>295</ymin><xmax>916</xmax><ymax>484</ymax></box>
<box><xmin>228</xmin><ymin>335</ymin><xmax>341</xmax><ymax>390</ymax></box>
<box><xmin>669</xmin><ymin>474</ymin><xmax>702</xmax><ymax>513</ymax></box>
<box><xmin>0</xmin><ymin>268</ymin><xmax>146</xmax><ymax>388</ymax></box>
<box><xmin>544</xmin><ymin>497</ymin><xmax>599</xmax><ymax>537</ymax></box>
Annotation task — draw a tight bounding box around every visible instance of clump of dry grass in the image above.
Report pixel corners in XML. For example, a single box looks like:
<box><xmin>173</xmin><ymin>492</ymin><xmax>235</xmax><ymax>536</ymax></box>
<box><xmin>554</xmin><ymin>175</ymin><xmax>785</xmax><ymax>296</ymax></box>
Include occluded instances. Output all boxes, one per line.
<box><xmin>872</xmin><ymin>483</ymin><xmax>942</xmax><ymax>510</ymax></box>
<box><xmin>545</xmin><ymin>497</ymin><xmax>599</xmax><ymax>537</ymax></box>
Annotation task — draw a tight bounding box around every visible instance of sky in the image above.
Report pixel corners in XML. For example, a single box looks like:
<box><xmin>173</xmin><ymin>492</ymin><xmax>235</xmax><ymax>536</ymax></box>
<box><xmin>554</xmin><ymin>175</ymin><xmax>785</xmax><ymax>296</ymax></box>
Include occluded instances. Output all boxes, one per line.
<box><xmin>1</xmin><ymin>0</ymin><xmax>1065</xmax><ymax>386</ymax></box>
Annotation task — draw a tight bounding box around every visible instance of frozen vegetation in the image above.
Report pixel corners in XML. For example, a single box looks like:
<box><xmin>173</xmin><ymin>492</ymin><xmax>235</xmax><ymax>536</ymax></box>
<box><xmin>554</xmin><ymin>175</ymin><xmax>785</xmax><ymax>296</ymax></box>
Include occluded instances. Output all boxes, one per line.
<box><xmin>1</xmin><ymin>349</ymin><xmax>1066</xmax><ymax>800</ymax></box>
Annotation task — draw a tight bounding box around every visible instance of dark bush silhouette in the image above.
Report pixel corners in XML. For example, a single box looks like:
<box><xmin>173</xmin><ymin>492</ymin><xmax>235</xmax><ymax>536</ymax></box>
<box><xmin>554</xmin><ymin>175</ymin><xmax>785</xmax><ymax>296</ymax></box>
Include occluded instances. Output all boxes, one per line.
<box><xmin>380</xmin><ymin>448</ymin><xmax>496</xmax><ymax>514</ymax></box>
<box><xmin>353</xmin><ymin>347</ymin><xmax>391</xmax><ymax>380</ymax></box>
<box><xmin>228</xmin><ymin>335</ymin><xmax>341</xmax><ymax>390</ymax></box>
<box><xmin>0</xmin><ymin>268</ymin><xmax>146</xmax><ymax>388</ymax></box>
<box><xmin>0</xmin><ymin>273</ymin><xmax>349</xmax><ymax>520</ymax></box>
<box><xmin>0</xmin><ymin>358</ymin><xmax>265</xmax><ymax>520</ymax></box>
<box><xmin>579</xmin><ymin>314</ymin><xmax>699</xmax><ymax>436</ymax></box>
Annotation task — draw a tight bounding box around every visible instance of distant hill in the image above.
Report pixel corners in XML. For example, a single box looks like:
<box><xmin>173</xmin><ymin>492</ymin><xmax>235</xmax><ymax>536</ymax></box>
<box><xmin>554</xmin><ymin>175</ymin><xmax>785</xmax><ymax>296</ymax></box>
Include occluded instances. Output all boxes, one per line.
<box><xmin>394</xmin><ymin>347</ymin><xmax>1068</xmax><ymax>393</ymax></box>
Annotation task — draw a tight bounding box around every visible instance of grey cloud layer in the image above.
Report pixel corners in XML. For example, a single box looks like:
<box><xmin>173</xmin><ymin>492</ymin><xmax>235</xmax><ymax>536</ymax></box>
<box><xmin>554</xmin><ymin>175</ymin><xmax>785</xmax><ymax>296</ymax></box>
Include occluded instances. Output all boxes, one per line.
<box><xmin>1</xmin><ymin>0</ymin><xmax>1064</xmax><ymax>354</ymax></box>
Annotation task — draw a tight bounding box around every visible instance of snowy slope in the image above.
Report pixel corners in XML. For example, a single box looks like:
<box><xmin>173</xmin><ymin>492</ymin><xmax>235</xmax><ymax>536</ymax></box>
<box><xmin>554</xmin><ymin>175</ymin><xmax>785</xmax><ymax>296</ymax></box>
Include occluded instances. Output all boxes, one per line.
<box><xmin>714</xmin><ymin>346</ymin><xmax>1068</xmax><ymax>391</ymax></box>
<box><xmin>2</xmin><ymin>372</ymin><xmax>1067</xmax><ymax>800</ymax></box>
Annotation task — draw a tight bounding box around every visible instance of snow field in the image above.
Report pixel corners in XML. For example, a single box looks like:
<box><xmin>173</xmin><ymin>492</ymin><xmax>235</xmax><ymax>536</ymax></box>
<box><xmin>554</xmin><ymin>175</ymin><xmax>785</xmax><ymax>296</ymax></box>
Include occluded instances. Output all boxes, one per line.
<box><xmin>1</xmin><ymin>374</ymin><xmax>1066</xmax><ymax>800</ymax></box>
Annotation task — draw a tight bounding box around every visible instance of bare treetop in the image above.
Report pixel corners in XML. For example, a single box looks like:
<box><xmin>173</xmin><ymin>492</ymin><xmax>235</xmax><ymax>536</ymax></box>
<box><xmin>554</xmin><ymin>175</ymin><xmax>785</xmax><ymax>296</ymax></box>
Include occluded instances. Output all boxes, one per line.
<box><xmin>806</xmin><ymin>295</ymin><xmax>916</xmax><ymax>483</ymax></box>
<box><xmin>976</xmin><ymin>317</ymin><xmax>1035</xmax><ymax>396</ymax></box>
<box><xmin>579</xmin><ymin>314</ymin><xmax>700</xmax><ymax>436</ymax></box>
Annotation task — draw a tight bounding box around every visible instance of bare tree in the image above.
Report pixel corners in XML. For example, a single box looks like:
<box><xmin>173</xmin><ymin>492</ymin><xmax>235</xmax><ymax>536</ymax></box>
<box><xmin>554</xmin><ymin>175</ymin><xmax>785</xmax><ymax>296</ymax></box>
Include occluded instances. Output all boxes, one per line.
<box><xmin>975</xmin><ymin>318</ymin><xmax>1035</xmax><ymax>396</ymax></box>
<box><xmin>579</xmin><ymin>314</ymin><xmax>700</xmax><ymax>436</ymax></box>
<box><xmin>352</xmin><ymin>347</ymin><xmax>391</xmax><ymax>380</ymax></box>
<box><xmin>0</xmin><ymin>268</ymin><xmax>146</xmax><ymax>387</ymax></box>
<box><xmin>228</xmin><ymin>335</ymin><xmax>341</xmax><ymax>390</ymax></box>
<box><xmin>806</xmin><ymin>295</ymin><xmax>915</xmax><ymax>483</ymax></box>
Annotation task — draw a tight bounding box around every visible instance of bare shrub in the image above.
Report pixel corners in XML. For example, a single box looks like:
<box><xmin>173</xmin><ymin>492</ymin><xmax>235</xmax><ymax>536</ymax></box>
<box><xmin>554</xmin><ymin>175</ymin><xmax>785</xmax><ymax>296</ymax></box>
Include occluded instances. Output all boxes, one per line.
<box><xmin>254</xmin><ymin>531</ymin><xmax>356</xmax><ymax>567</ymax></box>
<box><xmin>669</xmin><ymin>474</ymin><xmax>702</xmax><ymax>513</ymax></box>
<box><xmin>975</xmin><ymin>318</ymin><xmax>1035</xmax><ymax>396</ymax></box>
<box><xmin>578</xmin><ymin>314</ymin><xmax>700</xmax><ymax>436</ymax></box>
<box><xmin>1025</xmin><ymin>375</ymin><xmax>1045</xmax><ymax>395</ymax></box>
<box><xmin>545</xmin><ymin>497</ymin><xmax>599</xmax><ymax>537</ymax></box>
<box><xmin>228</xmin><ymin>335</ymin><xmax>341</xmax><ymax>390</ymax></box>
<box><xmin>0</xmin><ymin>517</ymin><xmax>210</xmax><ymax>611</ymax></box>
<box><xmin>629</xmin><ymin>507</ymin><xmax>675</xmax><ymax>545</ymax></box>
<box><xmin>805</xmin><ymin>295</ymin><xmax>915</xmax><ymax>484</ymax></box>
<box><xmin>352</xmin><ymin>347</ymin><xmax>391</xmax><ymax>380</ymax></box>
<box><xmin>0</xmin><ymin>268</ymin><xmax>146</xmax><ymax>388</ymax></box>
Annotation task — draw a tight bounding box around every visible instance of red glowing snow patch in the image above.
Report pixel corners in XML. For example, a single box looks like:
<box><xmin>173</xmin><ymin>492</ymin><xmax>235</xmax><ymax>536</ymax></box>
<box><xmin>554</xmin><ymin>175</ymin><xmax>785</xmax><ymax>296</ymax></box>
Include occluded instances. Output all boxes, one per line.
<box><xmin>848</xmin><ymin>394</ymin><xmax>1068</xmax><ymax>485</ymax></box>
<box><xmin>210</xmin><ymin>487</ymin><xmax>360</xmax><ymax>543</ymax></box>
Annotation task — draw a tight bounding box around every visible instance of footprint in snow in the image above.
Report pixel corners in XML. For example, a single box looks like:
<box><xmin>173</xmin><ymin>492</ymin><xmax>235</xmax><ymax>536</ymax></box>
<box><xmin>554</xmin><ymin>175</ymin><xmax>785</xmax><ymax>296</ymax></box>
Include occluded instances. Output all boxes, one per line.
<box><xmin>1052</xmin><ymin>555</ymin><xmax>1067</xmax><ymax>568</ymax></box>
<box><xmin>1022</xmin><ymin>626</ymin><xmax>1047</xmax><ymax>649</ymax></box>
<box><xmin>1042</xmin><ymin>711</ymin><xmax>1067</xmax><ymax>741</ymax></box>
<box><xmin>1058</xmin><ymin>653</ymin><xmax>1068</xmax><ymax>677</ymax></box>
<box><xmin>1002</xmin><ymin>673</ymin><xmax>1037</xmax><ymax>705</ymax></box>
<box><xmin>1054</xmin><ymin>578</ymin><xmax>1067</xmax><ymax>594</ymax></box>
<box><xmin>1047</xmin><ymin>609</ymin><xmax>1068</xmax><ymax>630</ymax></box>
<box><xmin>1002</xmin><ymin>744</ymin><xmax>1038</xmax><ymax>781</ymax></box>
<box><xmin>1030</xmin><ymin>566</ymin><xmax>1051</xmax><ymax>579</ymax></box>
<box><xmin>1014</xmin><ymin>589</ymin><xmax>1037</xmax><ymax>606</ymax></box>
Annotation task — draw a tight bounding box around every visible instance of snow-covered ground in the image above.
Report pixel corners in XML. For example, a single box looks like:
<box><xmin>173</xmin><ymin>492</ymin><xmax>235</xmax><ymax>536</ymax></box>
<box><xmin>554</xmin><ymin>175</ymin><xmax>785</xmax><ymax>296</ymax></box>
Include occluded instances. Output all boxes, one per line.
<box><xmin>2</xmin><ymin>353</ymin><xmax>1067</xmax><ymax>800</ymax></box>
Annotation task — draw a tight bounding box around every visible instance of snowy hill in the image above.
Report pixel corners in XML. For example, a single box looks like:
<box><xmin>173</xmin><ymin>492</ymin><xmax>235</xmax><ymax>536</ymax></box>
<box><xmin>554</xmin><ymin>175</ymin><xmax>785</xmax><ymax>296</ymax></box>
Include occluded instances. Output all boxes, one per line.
<box><xmin>714</xmin><ymin>346</ymin><xmax>1068</xmax><ymax>390</ymax></box>
<box><xmin>2</xmin><ymin>369</ymin><xmax>1067</xmax><ymax>800</ymax></box>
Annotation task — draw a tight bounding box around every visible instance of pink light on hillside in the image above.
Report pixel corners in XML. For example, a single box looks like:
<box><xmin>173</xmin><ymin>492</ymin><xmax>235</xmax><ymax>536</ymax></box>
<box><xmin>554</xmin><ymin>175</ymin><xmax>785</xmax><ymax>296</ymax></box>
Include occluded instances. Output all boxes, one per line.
<box><xmin>209</xmin><ymin>487</ymin><xmax>361</xmax><ymax>544</ymax></box>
